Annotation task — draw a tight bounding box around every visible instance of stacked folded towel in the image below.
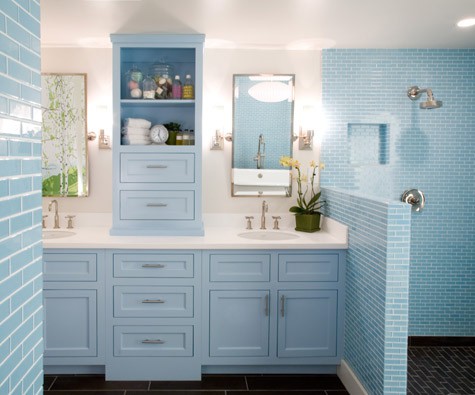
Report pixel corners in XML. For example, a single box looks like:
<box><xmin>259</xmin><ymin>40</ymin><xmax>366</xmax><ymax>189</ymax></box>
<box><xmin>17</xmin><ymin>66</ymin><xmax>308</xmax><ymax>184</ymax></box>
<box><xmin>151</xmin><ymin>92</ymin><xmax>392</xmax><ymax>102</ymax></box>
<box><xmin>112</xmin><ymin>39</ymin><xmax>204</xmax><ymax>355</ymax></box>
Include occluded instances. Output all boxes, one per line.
<box><xmin>121</xmin><ymin>118</ymin><xmax>152</xmax><ymax>145</ymax></box>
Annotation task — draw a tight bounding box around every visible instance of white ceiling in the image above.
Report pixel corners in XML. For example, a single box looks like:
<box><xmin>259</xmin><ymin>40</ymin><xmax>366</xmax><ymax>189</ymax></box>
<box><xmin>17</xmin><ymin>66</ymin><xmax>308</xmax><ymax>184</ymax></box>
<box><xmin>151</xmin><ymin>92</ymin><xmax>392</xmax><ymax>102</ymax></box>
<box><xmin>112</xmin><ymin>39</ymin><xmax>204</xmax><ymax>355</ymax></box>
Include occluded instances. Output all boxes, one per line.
<box><xmin>41</xmin><ymin>0</ymin><xmax>475</xmax><ymax>49</ymax></box>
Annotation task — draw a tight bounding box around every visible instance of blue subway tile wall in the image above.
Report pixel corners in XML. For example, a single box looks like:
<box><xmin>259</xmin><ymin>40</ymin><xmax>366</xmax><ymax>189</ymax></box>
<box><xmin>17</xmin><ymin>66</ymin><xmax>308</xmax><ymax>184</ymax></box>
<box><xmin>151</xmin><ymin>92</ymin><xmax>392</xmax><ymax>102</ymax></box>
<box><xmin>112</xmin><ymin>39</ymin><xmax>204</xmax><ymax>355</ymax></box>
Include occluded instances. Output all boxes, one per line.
<box><xmin>321</xmin><ymin>49</ymin><xmax>475</xmax><ymax>339</ymax></box>
<box><xmin>0</xmin><ymin>0</ymin><xmax>43</xmax><ymax>394</ymax></box>
<box><xmin>322</xmin><ymin>187</ymin><xmax>411</xmax><ymax>395</ymax></box>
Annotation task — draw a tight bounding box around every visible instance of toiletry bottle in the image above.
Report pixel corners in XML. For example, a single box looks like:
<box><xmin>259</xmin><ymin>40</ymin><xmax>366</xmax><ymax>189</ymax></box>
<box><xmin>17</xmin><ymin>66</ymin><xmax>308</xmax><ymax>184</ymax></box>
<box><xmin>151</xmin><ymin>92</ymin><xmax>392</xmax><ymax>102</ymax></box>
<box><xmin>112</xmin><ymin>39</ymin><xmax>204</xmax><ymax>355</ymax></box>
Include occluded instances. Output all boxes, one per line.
<box><xmin>182</xmin><ymin>74</ymin><xmax>194</xmax><ymax>100</ymax></box>
<box><xmin>189</xmin><ymin>129</ymin><xmax>195</xmax><ymax>146</ymax></box>
<box><xmin>175</xmin><ymin>130</ymin><xmax>183</xmax><ymax>145</ymax></box>
<box><xmin>182</xmin><ymin>129</ymin><xmax>190</xmax><ymax>145</ymax></box>
<box><xmin>172</xmin><ymin>75</ymin><xmax>182</xmax><ymax>99</ymax></box>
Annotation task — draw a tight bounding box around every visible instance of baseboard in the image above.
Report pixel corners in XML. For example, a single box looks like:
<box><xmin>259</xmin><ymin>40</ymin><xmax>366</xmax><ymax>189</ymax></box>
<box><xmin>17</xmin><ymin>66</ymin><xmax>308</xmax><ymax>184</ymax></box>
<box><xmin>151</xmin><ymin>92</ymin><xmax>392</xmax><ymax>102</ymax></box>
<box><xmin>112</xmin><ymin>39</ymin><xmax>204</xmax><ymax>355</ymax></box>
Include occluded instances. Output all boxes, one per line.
<box><xmin>409</xmin><ymin>336</ymin><xmax>475</xmax><ymax>347</ymax></box>
<box><xmin>337</xmin><ymin>360</ymin><xmax>368</xmax><ymax>395</ymax></box>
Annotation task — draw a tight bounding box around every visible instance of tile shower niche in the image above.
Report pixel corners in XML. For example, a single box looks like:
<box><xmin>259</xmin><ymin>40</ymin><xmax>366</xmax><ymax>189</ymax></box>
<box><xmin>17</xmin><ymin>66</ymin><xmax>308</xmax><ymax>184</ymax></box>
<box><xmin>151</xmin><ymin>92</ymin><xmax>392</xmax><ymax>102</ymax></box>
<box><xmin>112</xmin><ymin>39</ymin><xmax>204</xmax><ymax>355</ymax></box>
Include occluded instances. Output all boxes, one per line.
<box><xmin>348</xmin><ymin>123</ymin><xmax>389</xmax><ymax>166</ymax></box>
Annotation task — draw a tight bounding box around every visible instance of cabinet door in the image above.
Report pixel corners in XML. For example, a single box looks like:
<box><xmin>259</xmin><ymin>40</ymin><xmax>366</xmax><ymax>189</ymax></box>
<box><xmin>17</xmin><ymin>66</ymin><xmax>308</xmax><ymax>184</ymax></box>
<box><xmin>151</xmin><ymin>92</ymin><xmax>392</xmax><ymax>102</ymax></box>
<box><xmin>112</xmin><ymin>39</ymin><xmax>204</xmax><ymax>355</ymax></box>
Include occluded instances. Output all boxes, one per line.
<box><xmin>277</xmin><ymin>290</ymin><xmax>337</xmax><ymax>358</ymax></box>
<box><xmin>209</xmin><ymin>290</ymin><xmax>269</xmax><ymax>357</ymax></box>
<box><xmin>44</xmin><ymin>289</ymin><xmax>97</xmax><ymax>357</ymax></box>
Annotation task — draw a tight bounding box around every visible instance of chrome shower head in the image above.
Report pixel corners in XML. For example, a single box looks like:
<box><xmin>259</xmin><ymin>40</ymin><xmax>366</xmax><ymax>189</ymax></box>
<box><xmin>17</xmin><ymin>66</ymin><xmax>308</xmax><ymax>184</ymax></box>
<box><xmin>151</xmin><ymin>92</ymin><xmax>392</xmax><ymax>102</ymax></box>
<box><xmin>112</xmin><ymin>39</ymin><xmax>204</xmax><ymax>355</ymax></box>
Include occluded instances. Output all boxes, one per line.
<box><xmin>407</xmin><ymin>86</ymin><xmax>443</xmax><ymax>109</ymax></box>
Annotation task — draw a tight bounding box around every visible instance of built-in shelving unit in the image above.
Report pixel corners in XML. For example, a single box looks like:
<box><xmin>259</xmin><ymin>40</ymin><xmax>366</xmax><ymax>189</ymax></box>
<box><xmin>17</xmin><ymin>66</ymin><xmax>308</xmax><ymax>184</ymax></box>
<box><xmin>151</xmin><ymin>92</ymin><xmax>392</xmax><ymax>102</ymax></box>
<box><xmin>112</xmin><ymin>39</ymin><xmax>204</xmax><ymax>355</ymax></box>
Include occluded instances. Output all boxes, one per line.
<box><xmin>110</xmin><ymin>34</ymin><xmax>205</xmax><ymax>236</ymax></box>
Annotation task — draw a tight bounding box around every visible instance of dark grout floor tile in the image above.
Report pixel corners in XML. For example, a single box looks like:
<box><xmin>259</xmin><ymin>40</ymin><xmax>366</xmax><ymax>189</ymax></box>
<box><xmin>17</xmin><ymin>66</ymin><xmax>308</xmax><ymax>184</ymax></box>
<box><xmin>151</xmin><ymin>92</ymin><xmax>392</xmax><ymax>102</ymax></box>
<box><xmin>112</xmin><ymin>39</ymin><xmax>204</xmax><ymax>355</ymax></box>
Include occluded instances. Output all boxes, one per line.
<box><xmin>246</xmin><ymin>375</ymin><xmax>346</xmax><ymax>391</ymax></box>
<box><xmin>128</xmin><ymin>392</ymin><xmax>226</xmax><ymax>395</ymax></box>
<box><xmin>45</xmin><ymin>392</ymin><xmax>125</xmax><ymax>395</ymax></box>
<box><xmin>150</xmin><ymin>375</ymin><xmax>247</xmax><ymax>391</ymax></box>
<box><xmin>407</xmin><ymin>346</ymin><xmax>475</xmax><ymax>395</ymax></box>
<box><xmin>227</xmin><ymin>391</ymin><xmax>326</xmax><ymax>395</ymax></box>
<box><xmin>43</xmin><ymin>375</ymin><xmax>56</xmax><ymax>391</ymax></box>
<box><xmin>49</xmin><ymin>375</ymin><xmax>149</xmax><ymax>391</ymax></box>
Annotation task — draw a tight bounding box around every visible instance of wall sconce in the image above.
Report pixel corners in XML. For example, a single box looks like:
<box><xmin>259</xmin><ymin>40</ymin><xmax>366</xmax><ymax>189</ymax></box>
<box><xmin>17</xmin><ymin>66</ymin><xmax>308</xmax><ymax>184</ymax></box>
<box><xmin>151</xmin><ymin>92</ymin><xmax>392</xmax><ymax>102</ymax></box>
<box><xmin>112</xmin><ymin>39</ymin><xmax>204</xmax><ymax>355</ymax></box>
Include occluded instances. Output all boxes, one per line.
<box><xmin>299</xmin><ymin>128</ymin><xmax>314</xmax><ymax>150</ymax></box>
<box><xmin>87</xmin><ymin>129</ymin><xmax>111</xmax><ymax>149</ymax></box>
<box><xmin>210</xmin><ymin>105</ymin><xmax>227</xmax><ymax>150</ymax></box>
<box><xmin>98</xmin><ymin>129</ymin><xmax>111</xmax><ymax>149</ymax></box>
<box><xmin>211</xmin><ymin>130</ymin><xmax>224</xmax><ymax>150</ymax></box>
<box><xmin>299</xmin><ymin>105</ymin><xmax>316</xmax><ymax>150</ymax></box>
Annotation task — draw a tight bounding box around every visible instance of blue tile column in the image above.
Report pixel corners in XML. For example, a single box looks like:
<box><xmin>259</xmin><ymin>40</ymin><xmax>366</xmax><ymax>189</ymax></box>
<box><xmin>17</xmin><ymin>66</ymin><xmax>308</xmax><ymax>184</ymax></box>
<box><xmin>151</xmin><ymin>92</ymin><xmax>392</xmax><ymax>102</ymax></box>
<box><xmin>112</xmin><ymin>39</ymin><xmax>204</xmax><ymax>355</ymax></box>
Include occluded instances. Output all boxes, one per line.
<box><xmin>0</xmin><ymin>0</ymin><xmax>43</xmax><ymax>394</ymax></box>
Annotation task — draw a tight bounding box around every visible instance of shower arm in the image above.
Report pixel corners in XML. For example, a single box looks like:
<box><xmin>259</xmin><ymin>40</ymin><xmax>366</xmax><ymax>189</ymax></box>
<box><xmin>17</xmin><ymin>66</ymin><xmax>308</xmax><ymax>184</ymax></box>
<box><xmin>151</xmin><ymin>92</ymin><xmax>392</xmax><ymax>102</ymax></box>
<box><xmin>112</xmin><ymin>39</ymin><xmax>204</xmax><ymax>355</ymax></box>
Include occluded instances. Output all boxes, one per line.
<box><xmin>407</xmin><ymin>86</ymin><xmax>434</xmax><ymax>101</ymax></box>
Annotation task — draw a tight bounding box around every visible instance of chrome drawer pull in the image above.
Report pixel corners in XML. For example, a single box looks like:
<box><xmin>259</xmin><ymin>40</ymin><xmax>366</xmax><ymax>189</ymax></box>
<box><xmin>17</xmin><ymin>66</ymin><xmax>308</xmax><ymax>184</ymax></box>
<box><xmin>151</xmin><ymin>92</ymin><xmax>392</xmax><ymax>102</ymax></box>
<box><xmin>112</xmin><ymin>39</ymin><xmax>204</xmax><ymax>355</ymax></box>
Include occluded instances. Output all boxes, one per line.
<box><xmin>142</xmin><ymin>299</ymin><xmax>165</xmax><ymax>304</ymax></box>
<box><xmin>265</xmin><ymin>294</ymin><xmax>269</xmax><ymax>316</ymax></box>
<box><xmin>141</xmin><ymin>339</ymin><xmax>165</xmax><ymax>344</ymax></box>
<box><xmin>146</xmin><ymin>203</ymin><xmax>168</xmax><ymax>207</ymax></box>
<box><xmin>141</xmin><ymin>264</ymin><xmax>166</xmax><ymax>268</ymax></box>
<box><xmin>280</xmin><ymin>295</ymin><xmax>285</xmax><ymax>317</ymax></box>
<box><xmin>146</xmin><ymin>165</ymin><xmax>168</xmax><ymax>169</ymax></box>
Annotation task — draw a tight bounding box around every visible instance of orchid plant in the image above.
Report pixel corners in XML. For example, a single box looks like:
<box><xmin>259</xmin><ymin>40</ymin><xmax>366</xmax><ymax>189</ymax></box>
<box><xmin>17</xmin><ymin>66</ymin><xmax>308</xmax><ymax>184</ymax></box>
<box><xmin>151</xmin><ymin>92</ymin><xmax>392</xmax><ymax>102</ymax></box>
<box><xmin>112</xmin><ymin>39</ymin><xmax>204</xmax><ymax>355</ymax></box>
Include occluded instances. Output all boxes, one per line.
<box><xmin>280</xmin><ymin>156</ymin><xmax>325</xmax><ymax>215</ymax></box>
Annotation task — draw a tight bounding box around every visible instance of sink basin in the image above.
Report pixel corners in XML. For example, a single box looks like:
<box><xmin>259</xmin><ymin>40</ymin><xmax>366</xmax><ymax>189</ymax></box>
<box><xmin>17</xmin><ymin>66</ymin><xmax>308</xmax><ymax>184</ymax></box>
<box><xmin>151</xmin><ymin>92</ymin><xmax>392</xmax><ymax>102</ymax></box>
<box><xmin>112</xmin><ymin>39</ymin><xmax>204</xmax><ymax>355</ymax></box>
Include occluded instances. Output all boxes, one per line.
<box><xmin>42</xmin><ymin>230</ymin><xmax>76</xmax><ymax>239</ymax></box>
<box><xmin>238</xmin><ymin>230</ymin><xmax>299</xmax><ymax>241</ymax></box>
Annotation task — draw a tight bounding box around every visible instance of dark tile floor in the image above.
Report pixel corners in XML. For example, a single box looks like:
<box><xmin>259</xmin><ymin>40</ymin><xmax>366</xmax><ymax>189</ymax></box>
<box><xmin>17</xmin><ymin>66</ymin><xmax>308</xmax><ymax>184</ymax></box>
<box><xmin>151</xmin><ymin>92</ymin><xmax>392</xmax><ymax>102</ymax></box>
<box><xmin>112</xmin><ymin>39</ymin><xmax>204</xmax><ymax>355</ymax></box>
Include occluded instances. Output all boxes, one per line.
<box><xmin>407</xmin><ymin>346</ymin><xmax>475</xmax><ymax>395</ymax></box>
<box><xmin>43</xmin><ymin>374</ymin><xmax>349</xmax><ymax>394</ymax></box>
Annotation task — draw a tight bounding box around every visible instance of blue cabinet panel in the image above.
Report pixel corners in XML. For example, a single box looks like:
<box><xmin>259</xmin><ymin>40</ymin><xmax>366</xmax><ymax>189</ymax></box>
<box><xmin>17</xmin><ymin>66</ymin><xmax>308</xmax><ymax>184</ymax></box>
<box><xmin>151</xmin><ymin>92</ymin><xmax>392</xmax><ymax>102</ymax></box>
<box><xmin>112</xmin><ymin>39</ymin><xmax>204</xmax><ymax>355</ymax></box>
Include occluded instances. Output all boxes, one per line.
<box><xmin>277</xmin><ymin>290</ymin><xmax>338</xmax><ymax>358</ymax></box>
<box><xmin>113</xmin><ymin>252</ymin><xmax>194</xmax><ymax>278</ymax></box>
<box><xmin>44</xmin><ymin>289</ymin><xmax>97</xmax><ymax>357</ymax></box>
<box><xmin>209</xmin><ymin>253</ymin><xmax>271</xmax><ymax>282</ymax></box>
<box><xmin>278</xmin><ymin>253</ymin><xmax>339</xmax><ymax>282</ymax></box>
<box><xmin>43</xmin><ymin>252</ymin><xmax>97</xmax><ymax>282</ymax></box>
<box><xmin>120</xmin><ymin>190</ymin><xmax>195</xmax><ymax>220</ymax></box>
<box><xmin>113</xmin><ymin>285</ymin><xmax>194</xmax><ymax>318</ymax></box>
<box><xmin>209</xmin><ymin>290</ymin><xmax>270</xmax><ymax>357</ymax></box>
<box><xmin>120</xmin><ymin>153</ymin><xmax>195</xmax><ymax>183</ymax></box>
<box><xmin>113</xmin><ymin>325</ymin><xmax>193</xmax><ymax>357</ymax></box>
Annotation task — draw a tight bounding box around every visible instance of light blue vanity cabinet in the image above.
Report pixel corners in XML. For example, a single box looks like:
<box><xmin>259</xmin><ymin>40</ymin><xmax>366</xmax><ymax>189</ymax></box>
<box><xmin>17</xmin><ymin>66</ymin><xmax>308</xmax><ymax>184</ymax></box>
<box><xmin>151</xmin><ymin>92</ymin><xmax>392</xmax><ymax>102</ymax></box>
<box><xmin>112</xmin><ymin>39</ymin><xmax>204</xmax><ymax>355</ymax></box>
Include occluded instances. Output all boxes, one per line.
<box><xmin>105</xmin><ymin>250</ymin><xmax>202</xmax><ymax>380</ymax></box>
<box><xmin>202</xmin><ymin>250</ymin><xmax>345</xmax><ymax>372</ymax></box>
<box><xmin>110</xmin><ymin>34</ymin><xmax>205</xmax><ymax>236</ymax></box>
<box><xmin>43</xmin><ymin>249</ymin><xmax>105</xmax><ymax>371</ymax></box>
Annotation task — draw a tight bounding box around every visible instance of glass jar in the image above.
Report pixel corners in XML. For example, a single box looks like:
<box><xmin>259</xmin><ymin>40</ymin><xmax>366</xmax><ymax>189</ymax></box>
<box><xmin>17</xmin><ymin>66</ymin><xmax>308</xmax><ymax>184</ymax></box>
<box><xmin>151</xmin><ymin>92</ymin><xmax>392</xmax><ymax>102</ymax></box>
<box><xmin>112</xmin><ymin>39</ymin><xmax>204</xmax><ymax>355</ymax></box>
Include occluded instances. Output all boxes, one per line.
<box><xmin>152</xmin><ymin>63</ymin><xmax>173</xmax><ymax>99</ymax></box>
<box><xmin>125</xmin><ymin>66</ymin><xmax>143</xmax><ymax>99</ymax></box>
<box><xmin>142</xmin><ymin>75</ymin><xmax>157</xmax><ymax>99</ymax></box>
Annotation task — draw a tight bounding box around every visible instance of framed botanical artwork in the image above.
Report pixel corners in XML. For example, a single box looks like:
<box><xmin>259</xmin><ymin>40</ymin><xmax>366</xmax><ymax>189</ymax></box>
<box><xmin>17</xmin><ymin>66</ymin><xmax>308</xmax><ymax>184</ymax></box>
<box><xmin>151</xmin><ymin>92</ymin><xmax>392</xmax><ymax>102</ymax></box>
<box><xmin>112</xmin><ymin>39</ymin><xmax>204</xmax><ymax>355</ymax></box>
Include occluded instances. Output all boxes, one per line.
<box><xmin>41</xmin><ymin>73</ymin><xmax>89</xmax><ymax>197</ymax></box>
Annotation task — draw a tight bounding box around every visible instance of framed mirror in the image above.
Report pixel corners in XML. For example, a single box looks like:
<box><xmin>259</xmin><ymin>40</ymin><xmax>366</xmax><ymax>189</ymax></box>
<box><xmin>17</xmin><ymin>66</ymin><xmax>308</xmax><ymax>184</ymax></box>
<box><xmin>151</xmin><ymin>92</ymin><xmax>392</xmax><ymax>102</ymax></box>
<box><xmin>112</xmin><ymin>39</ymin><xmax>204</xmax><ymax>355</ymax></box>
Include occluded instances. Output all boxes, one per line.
<box><xmin>232</xmin><ymin>74</ymin><xmax>294</xmax><ymax>196</ymax></box>
<box><xmin>41</xmin><ymin>73</ymin><xmax>89</xmax><ymax>197</ymax></box>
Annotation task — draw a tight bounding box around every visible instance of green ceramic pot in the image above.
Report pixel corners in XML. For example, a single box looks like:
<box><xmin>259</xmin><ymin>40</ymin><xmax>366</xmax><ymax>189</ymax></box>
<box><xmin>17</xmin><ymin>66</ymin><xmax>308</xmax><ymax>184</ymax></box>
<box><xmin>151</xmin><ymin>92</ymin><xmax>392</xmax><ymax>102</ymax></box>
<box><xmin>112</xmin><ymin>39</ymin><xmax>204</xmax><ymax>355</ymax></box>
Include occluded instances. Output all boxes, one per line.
<box><xmin>166</xmin><ymin>130</ymin><xmax>177</xmax><ymax>145</ymax></box>
<box><xmin>295</xmin><ymin>213</ymin><xmax>321</xmax><ymax>233</ymax></box>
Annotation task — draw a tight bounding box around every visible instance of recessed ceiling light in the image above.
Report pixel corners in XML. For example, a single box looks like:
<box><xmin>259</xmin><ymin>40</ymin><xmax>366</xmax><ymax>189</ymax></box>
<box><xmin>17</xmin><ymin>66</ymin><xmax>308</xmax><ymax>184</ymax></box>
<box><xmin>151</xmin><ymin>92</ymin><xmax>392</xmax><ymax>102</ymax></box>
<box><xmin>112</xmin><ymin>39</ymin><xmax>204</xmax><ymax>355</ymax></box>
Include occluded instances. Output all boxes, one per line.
<box><xmin>457</xmin><ymin>18</ymin><xmax>475</xmax><ymax>28</ymax></box>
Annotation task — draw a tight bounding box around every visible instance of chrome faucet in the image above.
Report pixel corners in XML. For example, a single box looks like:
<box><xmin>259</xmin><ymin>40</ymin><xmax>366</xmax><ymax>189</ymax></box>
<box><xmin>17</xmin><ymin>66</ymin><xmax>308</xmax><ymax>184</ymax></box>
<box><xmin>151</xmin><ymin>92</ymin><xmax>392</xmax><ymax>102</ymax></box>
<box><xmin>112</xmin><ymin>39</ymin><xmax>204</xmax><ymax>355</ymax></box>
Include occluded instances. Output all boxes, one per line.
<box><xmin>48</xmin><ymin>199</ymin><xmax>60</xmax><ymax>229</ymax></box>
<box><xmin>254</xmin><ymin>134</ymin><xmax>266</xmax><ymax>169</ymax></box>
<box><xmin>260</xmin><ymin>200</ymin><xmax>268</xmax><ymax>230</ymax></box>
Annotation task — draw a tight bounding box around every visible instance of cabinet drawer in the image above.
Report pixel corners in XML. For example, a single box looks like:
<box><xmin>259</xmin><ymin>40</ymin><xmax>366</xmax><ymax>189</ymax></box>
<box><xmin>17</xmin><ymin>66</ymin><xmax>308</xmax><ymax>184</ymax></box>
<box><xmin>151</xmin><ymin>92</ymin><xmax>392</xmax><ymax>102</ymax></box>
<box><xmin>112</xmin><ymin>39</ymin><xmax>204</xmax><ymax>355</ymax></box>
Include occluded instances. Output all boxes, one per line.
<box><xmin>120</xmin><ymin>190</ymin><xmax>194</xmax><ymax>220</ymax></box>
<box><xmin>209</xmin><ymin>254</ymin><xmax>271</xmax><ymax>282</ymax></box>
<box><xmin>278</xmin><ymin>254</ymin><xmax>339</xmax><ymax>282</ymax></box>
<box><xmin>43</xmin><ymin>253</ymin><xmax>97</xmax><ymax>282</ymax></box>
<box><xmin>113</xmin><ymin>325</ymin><xmax>193</xmax><ymax>357</ymax></box>
<box><xmin>113</xmin><ymin>253</ymin><xmax>194</xmax><ymax>278</ymax></box>
<box><xmin>120</xmin><ymin>153</ymin><xmax>194</xmax><ymax>183</ymax></box>
<box><xmin>113</xmin><ymin>286</ymin><xmax>193</xmax><ymax>318</ymax></box>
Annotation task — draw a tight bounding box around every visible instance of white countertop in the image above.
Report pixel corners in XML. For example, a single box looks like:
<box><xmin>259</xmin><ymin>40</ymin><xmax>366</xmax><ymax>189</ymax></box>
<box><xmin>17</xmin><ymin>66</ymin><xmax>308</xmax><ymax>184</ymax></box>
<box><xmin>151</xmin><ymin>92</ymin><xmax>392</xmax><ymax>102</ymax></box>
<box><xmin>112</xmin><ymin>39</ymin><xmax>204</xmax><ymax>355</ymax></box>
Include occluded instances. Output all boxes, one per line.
<box><xmin>42</xmin><ymin>215</ymin><xmax>348</xmax><ymax>250</ymax></box>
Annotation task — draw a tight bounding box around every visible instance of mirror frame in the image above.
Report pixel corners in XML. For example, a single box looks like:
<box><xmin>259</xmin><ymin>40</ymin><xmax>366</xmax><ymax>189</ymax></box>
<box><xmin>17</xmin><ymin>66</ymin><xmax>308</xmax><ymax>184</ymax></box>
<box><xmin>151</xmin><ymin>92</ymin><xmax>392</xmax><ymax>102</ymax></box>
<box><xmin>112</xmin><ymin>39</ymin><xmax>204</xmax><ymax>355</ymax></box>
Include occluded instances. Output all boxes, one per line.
<box><xmin>231</xmin><ymin>74</ymin><xmax>295</xmax><ymax>197</ymax></box>
<box><xmin>41</xmin><ymin>73</ymin><xmax>89</xmax><ymax>197</ymax></box>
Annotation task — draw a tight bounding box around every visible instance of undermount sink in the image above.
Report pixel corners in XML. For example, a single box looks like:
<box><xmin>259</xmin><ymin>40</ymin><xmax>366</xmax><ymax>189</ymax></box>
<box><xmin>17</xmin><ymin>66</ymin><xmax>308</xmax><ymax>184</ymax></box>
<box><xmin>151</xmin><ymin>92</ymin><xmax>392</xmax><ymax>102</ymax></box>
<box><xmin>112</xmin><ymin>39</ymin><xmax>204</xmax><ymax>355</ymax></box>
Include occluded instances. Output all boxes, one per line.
<box><xmin>238</xmin><ymin>230</ymin><xmax>299</xmax><ymax>241</ymax></box>
<box><xmin>42</xmin><ymin>230</ymin><xmax>76</xmax><ymax>239</ymax></box>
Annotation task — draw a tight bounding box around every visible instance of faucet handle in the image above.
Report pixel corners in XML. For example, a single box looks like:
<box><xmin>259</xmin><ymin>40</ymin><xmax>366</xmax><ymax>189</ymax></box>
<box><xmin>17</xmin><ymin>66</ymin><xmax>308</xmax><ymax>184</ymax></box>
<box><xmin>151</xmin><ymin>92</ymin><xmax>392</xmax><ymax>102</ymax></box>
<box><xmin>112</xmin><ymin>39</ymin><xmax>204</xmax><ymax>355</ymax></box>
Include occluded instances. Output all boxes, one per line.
<box><xmin>42</xmin><ymin>215</ymin><xmax>48</xmax><ymax>229</ymax></box>
<box><xmin>272</xmin><ymin>216</ymin><xmax>281</xmax><ymax>230</ymax></box>
<box><xmin>65</xmin><ymin>215</ymin><xmax>76</xmax><ymax>229</ymax></box>
<box><xmin>245</xmin><ymin>216</ymin><xmax>254</xmax><ymax>230</ymax></box>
